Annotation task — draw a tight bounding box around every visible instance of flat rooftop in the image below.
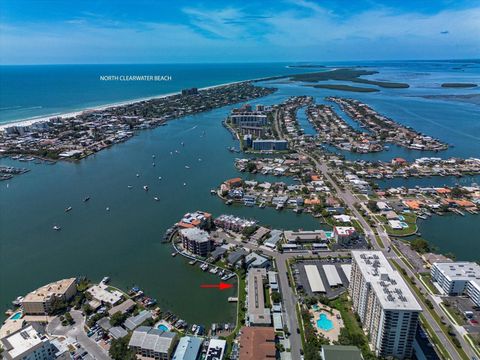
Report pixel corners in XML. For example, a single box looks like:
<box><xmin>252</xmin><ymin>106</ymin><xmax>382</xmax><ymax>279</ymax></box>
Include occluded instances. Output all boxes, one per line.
<box><xmin>247</xmin><ymin>268</ymin><xmax>271</xmax><ymax>325</ymax></box>
<box><xmin>433</xmin><ymin>262</ymin><xmax>480</xmax><ymax>288</ymax></box>
<box><xmin>352</xmin><ymin>251</ymin><xmax>422</xmax><ymax>311</ymax></box>
<box><xmin>23</xmin><ymin>278</ymin><xmax>76</xmax><ymax>303</ymax></box>
<box><xmin>1</xmin><ymin>325</ymin><xmax>47</xmax><ymax>359</ymax></box>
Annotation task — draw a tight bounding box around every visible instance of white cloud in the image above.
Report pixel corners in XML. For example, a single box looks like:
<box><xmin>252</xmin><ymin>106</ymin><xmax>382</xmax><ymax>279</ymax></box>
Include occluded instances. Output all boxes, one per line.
<box><xmin>1</xmin><ymin>3</ymin><xmax>479</xmax><ymax>63</ymax></box>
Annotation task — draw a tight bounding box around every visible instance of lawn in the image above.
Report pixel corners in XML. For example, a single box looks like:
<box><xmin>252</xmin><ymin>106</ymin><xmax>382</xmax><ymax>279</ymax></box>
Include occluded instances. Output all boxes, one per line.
<box><xmin>386</xmin><ymin>212</ymin><xmax>418</xmax><ymax>236</ymax></box>
<box><xmin>329</xmin><ymin>294</ymin><xmax>375</xmax><ymax>359</ymax></box>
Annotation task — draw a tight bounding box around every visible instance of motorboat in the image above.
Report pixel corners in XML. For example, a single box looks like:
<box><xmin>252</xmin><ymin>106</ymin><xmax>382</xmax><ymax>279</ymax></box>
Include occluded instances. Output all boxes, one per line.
<box><xmin>53</xmin><ymin>225</ymin><xmax>61</xmax><ymax>231</ymax></box>
<box><xmin>65</xmin><ymin>206</ymin><xmax>72</xmax><ymax>212</ymax></box>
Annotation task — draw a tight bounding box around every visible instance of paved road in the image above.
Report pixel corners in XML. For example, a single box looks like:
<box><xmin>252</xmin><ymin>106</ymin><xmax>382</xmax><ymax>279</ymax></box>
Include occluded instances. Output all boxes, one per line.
<box><xmin>47</xmin><ymin>310</ymin><xmax>110</xmax><ymax>360</ymax></box>
<box><xmin>303</xmin><ymin>151</ymin><xmax>475</xmax><ymax>360</ymax></box>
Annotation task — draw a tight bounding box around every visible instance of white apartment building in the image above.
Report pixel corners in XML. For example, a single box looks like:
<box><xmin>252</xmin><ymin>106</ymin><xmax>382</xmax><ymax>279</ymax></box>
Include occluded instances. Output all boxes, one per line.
<box><xmin>350</xmin><ymin>251</ymin><xmax>422</xmax><ymax>359</ymax></box>
<box><xmin>431</xmin><ymin>262</ymin><xmax>480</xmax><ymax>307</ymax></box>
<box><xmin>230</xmin><ymin>112</ymin><xmax>267</xmax><ymax>127</ymax></box>
<box><xmin>0</xmin><ymin>326</ymin><xmax>55</xmax><ymax>360</ymax></box>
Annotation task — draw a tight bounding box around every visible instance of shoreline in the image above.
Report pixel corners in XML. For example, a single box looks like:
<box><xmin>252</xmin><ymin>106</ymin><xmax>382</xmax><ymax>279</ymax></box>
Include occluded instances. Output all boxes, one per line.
<box><xmin>0</xmin><ymin>76</ymin><xmax>281</xmax><ymax>131</ymax></box>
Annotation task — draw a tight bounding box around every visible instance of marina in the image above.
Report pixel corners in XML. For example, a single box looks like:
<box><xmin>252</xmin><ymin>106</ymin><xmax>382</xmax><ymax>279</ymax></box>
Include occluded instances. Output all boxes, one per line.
<box><xmin>1</xmin><ymin>61</ymin><xmax>479</xmax><ymax>328</ymax></box>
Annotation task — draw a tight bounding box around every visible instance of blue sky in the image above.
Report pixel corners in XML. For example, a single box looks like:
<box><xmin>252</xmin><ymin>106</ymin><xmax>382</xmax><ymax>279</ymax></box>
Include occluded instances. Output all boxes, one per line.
<box><xmin>1</xmin><ymin>0</ymin><xmax>479</xmax><ymax>64</ymax></box>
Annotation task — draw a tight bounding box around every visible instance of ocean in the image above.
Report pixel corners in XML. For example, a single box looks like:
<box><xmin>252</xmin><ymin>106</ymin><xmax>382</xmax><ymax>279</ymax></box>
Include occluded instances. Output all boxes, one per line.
<box><xmin>0</xmin><ymin>61</ymin><xmax>479</xmax><ymax>323</ymax></box>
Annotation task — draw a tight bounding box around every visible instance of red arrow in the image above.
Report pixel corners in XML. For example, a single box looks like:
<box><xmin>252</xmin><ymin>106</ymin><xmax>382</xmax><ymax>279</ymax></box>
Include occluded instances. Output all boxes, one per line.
<box><xmin>200</xmin><ymin>282</ymin><xmax>234</xmax><ymax>290</ymax></box>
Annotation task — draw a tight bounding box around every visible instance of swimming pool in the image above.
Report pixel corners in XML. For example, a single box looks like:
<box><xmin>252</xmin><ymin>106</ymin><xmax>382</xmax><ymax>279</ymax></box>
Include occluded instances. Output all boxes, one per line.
<box><xmin>312</xmin><ymin>304</ymin><xmax>320</xmax><ymax>311</ymax></box>
<box><xmin>10</xmin><ymin>312</ymin><xmax>22</xmax><ymax>320</ymax></box>
<box><xmin>316</xmin><ymin>313</ymin><xmax>334</xmax><ymax>332</ymax></box>
<box><xmin>157</xmin><ymin>324</ymin><xmax>169</xmax><ymax>332</ymax></box>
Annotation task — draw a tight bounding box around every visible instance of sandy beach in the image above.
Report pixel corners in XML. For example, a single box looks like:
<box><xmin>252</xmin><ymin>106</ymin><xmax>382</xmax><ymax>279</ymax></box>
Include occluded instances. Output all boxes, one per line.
<box><xmin>0</xmin><ymin>79</ymin><xmax>253</xmax><ymax>131</ymax></box>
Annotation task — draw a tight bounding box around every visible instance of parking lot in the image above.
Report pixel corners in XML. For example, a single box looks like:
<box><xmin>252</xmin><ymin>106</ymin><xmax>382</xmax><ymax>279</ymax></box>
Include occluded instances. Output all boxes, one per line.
<box><xmin>292</xmin><ymin>258</ymin><xmax>351</xmax><ymax>298</ymax></box>
<box><xmin>446</xmin><ymin>296</ymin><xmax>480</xmax><ymax>334</ymax></box>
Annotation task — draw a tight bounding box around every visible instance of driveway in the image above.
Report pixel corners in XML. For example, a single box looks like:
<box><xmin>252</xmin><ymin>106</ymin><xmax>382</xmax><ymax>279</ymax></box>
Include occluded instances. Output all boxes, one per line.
<box><xmin>47</xmin><ymin>310</ymin><xmax>111</xmax><ymax>360</ymax></box>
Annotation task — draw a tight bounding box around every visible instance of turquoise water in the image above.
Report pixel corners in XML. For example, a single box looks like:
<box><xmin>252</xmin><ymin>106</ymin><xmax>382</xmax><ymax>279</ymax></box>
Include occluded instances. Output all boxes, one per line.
<box><xmin>312</xmin><ymin>304</ymin><xmax>320</xmax><ymax>311</ymax></box>
<box><xmin>0</xmin><ymin>63</ymin><xmax>315</xmax><ymax>124</ymax></box>
<box><xmin>157</xmin><ymin>324</ymin><xmax>168</xmax><ymax>331</ymax></box>
<box><xmin>296</xmin><ymin>107</ymin><xmax>317</xmax><ymax>135</ymax></box>
<box><xmin>10</xmin><ymin>312</ymin><xmax>22</xmax><ymax>320</ymax></box>
<box><xmin>316</xmin><ymin>313</ymin><xmax>334</xmax><ymax>332</ymax></box>
<box><xmin>1</xmin><ymin>60</ymin><xmax>480</xmax><ymax>321</ymax></box>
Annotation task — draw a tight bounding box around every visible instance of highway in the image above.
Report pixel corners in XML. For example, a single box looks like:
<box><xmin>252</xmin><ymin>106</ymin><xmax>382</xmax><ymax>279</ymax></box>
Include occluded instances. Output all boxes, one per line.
<box><xmin>303</xmin><ymin>150</ymin><xmax>475</xmax><ymax>360</ymax></box>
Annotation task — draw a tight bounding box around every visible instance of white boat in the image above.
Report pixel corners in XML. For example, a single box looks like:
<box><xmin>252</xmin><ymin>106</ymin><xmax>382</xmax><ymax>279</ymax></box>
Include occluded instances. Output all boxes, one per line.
<box><xmin>198</xmin><ymin>158</ymin><xmax>202</xmax><ymax>161</ymax></box>
<box><xmin>53</xmin><ymin>225</ymin><xmax>61</xmax><ymax>231</ymax></box>
<box><xmin>185</xmin><ymin>165</ymin><xmax>190</xmax><ymax>169</ymax></box>
<box><xmin>106</xmin><ymin>207</ymin><xmax>110</xmax><ymax>211</ymax></box>
<box><xmin>128</xmin><ymin>185</ymin><xmax>133</xmax><ymax>189</ymax></box>
<box><xmin>65</xmin><ymin>206</ymin><xmax>72</xmax><ymax>212</ymax></box>
<box><xmin>101</xmin><ymin>276</ymin><xmax>110</xmax><ymax>284</ymax></box>
<box><xmin>136</xmin><ymin>173</ymin><xmax>140</xmax><ymax>177</ymax></box>
<box><xmin>152</xmin><ymin>163</ymin><xmax>155</xmax><ymax>167</ymax></box>
<box><xmin>143</xmin><ymin>185</ymin><xmax>148</xmax><ymax>191</ymax></box>
<box><xmin>183</xmin><ymin>182</ymin><xmax>187</xmax><ymax>186</ymax></box>
<box><xmin>152</xmin><ymin>155</ymin><xmax>156</xmax><ymax>158</ymax></box>
<box><xmin>154</xmin><ymin>197</ymin><xmax>160</xmax><ymax>201</ymax></box>
<box><xmin>12</xmin><ymin>296</ymin><xmax>24</xmax><ymax>307</ymax></box>
<box><xmin>158</xmin><ymin>176</ymin><xmax>162</xmax><ymax>180</ymax></box>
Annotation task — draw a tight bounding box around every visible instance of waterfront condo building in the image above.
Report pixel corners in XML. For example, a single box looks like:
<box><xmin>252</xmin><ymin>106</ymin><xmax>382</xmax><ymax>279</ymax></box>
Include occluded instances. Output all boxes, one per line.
<box><xmin>172</xmin><ymin>336</ymin><xmax>203</xmax><ymax>360</ymax></box>
<box><xmin>230</xmin><ymin>110</ymin><xmax>267</xmax><ymax>127</ymax></box>
<box><xmin>349</xmin><ymin>251</ymin><xmax>422</xmax><ymax>359</ymax></box>
<box><xmin>251</xmin><ymin>139</ymin><xmax>288</xmax><ymax>151</ymax></box>
<box><xmin>247</xmin><ymin>268</ymin><xmax>272</xmax><ymax>326</ymax></box>
<box><xmin>177</xmin><ymin>211</ymin><xmax>212</xmax><ymax>230</ymax></box>
<box><xmin>21</xmin><ymin>278</ymin><xmax>77</xmax><ymax>315</ymax></box>
<box><xmin>128</xmin><ymin>326</ymin><xmax>178</xmax><ymax>360</ymax></box>
<box><xmin>179</xmin><ymin>227</ymin><xmax>214</xmax><ymax>257</ymax></box>
<box><xmin>431</xmin><ymin>262</ymin><xmax>480</xmax><ymax>307</ymax></box>
<box><xmin>0</xmin><ymin>325</ymin><xmax>57</xmax><ymax>360</ymax></box>
<box><xmin>214</xmin><ymin>214</ymin><xmax>256</xmax><ymax>233</ymax></box>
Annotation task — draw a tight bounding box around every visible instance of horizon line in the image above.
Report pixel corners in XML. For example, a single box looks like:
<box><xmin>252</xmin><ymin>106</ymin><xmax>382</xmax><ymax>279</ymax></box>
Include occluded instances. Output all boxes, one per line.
<box><xmin>1</xmin><ymin>58</ymin><xmax>479</xmax><ymax>66</ymax></box>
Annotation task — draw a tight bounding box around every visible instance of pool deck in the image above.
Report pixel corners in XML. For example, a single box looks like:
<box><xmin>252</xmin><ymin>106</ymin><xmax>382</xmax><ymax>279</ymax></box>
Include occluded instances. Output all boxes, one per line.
<box><xmin>309</xmin><ymin>304</ymin><xmax>344</xmax><ymax>342</ymax></box>
<box><xmin>154</xmin><ymin>320</ymin><xmax>172</xmax><ymax>331</ymax></box>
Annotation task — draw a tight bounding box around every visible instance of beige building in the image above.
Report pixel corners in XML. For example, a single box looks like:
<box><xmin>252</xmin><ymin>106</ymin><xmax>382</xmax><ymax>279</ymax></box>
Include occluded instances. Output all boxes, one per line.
<box><xmin>350</xmin><ymin>251</ymin><xmax>421</xmax><ymax>359</ymax></box>
<box><xmin>22</xmin><ymin>278</ymin><xmax>77</xmax><ymax>315</ymax></box>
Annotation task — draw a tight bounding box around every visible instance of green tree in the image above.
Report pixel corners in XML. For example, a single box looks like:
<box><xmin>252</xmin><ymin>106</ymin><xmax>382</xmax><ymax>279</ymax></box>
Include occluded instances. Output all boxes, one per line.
<box><xmin>109</xmin><ymin>337</ymin><xmax>136</xmax><ymax>360</ymax></box>
<box><xmin>366</xmin><ymin>200</ymin><xmax>378</xmax><ymax>212</ymax></box>
<box><xmin>271</xmin><ymin>292</ymin><xmax>282</xmax><ymax>304</ymax></box>
<box><xmin>110</xmin><ymin>311</ymin><xmax>128</xmax><ymax>327</ymax></box>
<box><xmin>410</xmin><ymin>238</ymin><xmax>430</xmax><ymax>254</ymax></box>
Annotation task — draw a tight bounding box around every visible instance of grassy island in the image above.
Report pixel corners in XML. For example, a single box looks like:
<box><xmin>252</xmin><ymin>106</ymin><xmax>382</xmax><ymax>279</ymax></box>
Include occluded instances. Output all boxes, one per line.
<box><xmin>441</xmin><ymin>82</ymin><xmax>478</xmax><ymax>88</ymax></box>
<box><xmin>289</xmin><ymin>68</ymin><xmax>410</xmax><ymax>89</ymax></box>
<box><xmin>309</xmin><ymin>84</ymin><xmax>379</xmax><ymax>92</ymax></box>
